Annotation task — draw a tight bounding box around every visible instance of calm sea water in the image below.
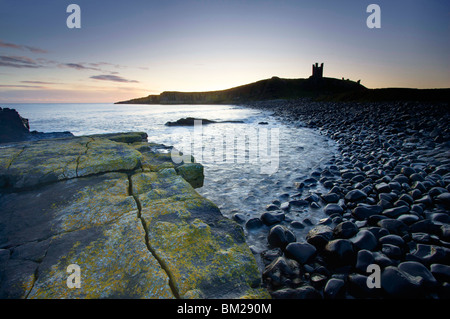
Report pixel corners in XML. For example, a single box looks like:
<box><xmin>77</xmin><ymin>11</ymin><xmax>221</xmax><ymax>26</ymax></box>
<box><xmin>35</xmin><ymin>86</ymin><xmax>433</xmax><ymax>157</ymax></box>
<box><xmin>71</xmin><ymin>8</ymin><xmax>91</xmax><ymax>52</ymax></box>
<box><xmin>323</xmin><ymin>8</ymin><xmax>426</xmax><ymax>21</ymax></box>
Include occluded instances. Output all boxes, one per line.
<box><xmin>9</xmin><ymin>103</ymin><xmax>338</xmax><ymax>254</ymax></box>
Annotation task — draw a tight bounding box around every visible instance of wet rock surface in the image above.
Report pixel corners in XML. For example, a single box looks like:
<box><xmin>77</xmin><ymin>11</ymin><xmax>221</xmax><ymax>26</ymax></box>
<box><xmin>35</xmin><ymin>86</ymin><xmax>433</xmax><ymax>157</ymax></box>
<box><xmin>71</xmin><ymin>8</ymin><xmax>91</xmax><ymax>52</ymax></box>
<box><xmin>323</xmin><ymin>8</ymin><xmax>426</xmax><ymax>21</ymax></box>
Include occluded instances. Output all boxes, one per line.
<box><xmin>244</xmin><ymin>99</ymin><xmax>450</xmax><ymax>298</ymax></box>
<box><xmin>0</xmin><ymin>132</ymin><xmax>268</xmax><ymax>299</ymax></box>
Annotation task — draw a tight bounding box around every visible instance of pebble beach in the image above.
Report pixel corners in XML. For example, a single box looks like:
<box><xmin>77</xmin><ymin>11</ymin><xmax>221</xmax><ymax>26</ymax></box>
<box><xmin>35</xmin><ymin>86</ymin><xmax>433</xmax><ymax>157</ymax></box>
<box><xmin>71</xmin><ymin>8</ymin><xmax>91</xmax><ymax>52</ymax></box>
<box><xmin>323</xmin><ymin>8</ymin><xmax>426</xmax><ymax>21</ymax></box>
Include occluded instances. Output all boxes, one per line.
<box><xmin>243</xmin><ymin>98</ymin><xmax>450</xmax><ymax>298</ymax></box>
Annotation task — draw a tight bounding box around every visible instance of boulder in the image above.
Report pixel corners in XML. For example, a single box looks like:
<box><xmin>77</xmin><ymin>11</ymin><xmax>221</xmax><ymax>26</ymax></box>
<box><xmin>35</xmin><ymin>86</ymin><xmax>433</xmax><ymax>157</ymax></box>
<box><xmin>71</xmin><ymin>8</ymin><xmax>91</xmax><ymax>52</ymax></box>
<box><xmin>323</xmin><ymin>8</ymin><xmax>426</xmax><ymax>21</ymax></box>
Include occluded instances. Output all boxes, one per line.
<box><xmin>261</xmin><ymin>212</ymin><xmax>285</xmax><ymax>226</ymax></box>
<box><xmin>381</xmin><ymin>263</ymin><xmax>438</xmax><ymax>297</ymax></box>
<box><xmin>398</xmin><ymin>261</ymin><xmax>438</xmax><ymax>289</ymax></box>
<box><xmin>352</xmin><ymin>204</ymin><xmax>383</xmax><ymax>220</ymax></box>
<box><xmin>349</xmin><ymin>230</ymin><xmax>378</xmax><ymax>251</ymax></box>
<box><xmin>430</xmin><ymin>264</ymin><xmax>450</xmax><ymax>282</ymax></box>
<box><xmin>285</xmin><ymin>242</ymin><xmax>317</xmax><ymax>264</ymax></box>
<box><xmin>347</xmin><ymin>273</ymin><xmax>377</xmax><ymax>298</ymax></box>
<box><xmin>345</xmin><ymin>189</ymin><xmax>367</xmax><ymax>202</ymax></box>
<box><xmin>175</xmin><ymin>162</ymin><xmax>204</xmax><ymax>188</ymax></box>
<box><xmin>355</xmin><ymin>249</ymin><xmax>375</xmax><ymax>273</ymax></box>
<box><xmin>381</xmin><ymin>266</ymin><xmax>421</xmax><ymax>297</ymax></box>
<box><xmin>321</xmin><ymin>192</ymin><xmax>340</xmax><ymax>203</ymax></box>
<box><xmin>382</xmin><ymin>205</ymin><xmax>410</xmax><ymax>218</ymax></box>
<box><xmin>379</xmin><ymin>234</ymin><xmax>405</xmax><ymax>247</ymax></box>
<box><xmin>323</xmin><ymin>278</ymin><xmax>346</xmax><ymax>299</ymax></box>
<box><xmin>323</xmin><ymin>203</ymin><xmax>344</xmax><ymax>215</ymax></box>
<box><xmin>435</xmin><ymin>192</ymin><xmax>450</xmax><ymax>209</ymax></box>
<box><xmin>333</xmin><ymin>221</ymin><xmax>359</xmax><ymax>239</ymax></box>
<box><xmin>381</xmin><ymin>244</ymin><xmax>403</xmax><ymax>259</ymax></box>
<box><xmin>263</xmin><ymin>256</ymin><xmax>301</xmax><ymax>289</ymax></box>
<box><xmin>267</xmin><ymin>225</ymin><xmax>296</xmax><ymax>249</ymax></box>
<box><xmin>245</xmin><ymin>218</ymin><xmax>264</xmax><ymax>230</ymax></box>
<box><xmin>306</xmin><ymin>225</ymin><xmax>334</xmax><ymax>249</ymax></box>
<box><xmin>406</xmin><ymin>244</ymin><xmax>450</xmax><ymax>265</ymax></box>
<box><xmin>260</xmin><ymin>248</ymin><xmax>283</xmax><ymax>266</ymax></box>
<box><xmin>377</xmin><ymin>218</ymin><xmax>409</xmax><ymax>237</ymax></box>
<box><xmin>323</xmin><ymin>239</ymin><xmax>355</xmax><ymax>267</ymax></box>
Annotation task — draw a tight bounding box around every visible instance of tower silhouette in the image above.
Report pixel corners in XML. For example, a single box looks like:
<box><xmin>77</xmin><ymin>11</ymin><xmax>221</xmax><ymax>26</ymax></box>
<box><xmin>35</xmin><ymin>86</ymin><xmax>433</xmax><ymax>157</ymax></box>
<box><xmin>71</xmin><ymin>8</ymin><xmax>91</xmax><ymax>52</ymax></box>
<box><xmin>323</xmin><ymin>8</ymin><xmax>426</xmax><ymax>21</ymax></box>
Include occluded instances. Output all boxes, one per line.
<box><xmin>312</xmin><ymin>63</ymin><xmax>323</xmax><ymax>79</ymax></box>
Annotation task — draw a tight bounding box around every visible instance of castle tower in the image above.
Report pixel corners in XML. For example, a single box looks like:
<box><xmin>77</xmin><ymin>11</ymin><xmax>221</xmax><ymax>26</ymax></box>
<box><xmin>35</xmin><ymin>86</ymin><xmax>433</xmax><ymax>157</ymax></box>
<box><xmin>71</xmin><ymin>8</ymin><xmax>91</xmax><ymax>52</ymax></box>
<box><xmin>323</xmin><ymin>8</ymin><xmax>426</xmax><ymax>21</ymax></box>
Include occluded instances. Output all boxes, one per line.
<box><xmin>312</xmin><ymin>62</ymin><xmax>324</xmax><ymax>79</ymax></box>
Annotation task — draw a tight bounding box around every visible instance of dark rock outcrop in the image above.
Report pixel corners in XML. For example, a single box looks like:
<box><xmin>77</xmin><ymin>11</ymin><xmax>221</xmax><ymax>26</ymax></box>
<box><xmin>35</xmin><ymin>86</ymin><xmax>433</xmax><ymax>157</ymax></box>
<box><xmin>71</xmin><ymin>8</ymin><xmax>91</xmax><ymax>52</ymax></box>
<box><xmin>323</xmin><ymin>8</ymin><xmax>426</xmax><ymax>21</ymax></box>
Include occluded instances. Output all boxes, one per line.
<box><xmin>0</xmin><ymin>107</ymin><xmax>30</xmax><ymax>143</ymax></box>
<box><xmin>165</xmin><ymin>117</ymin><xmax>244</xmax><ymax>126</ymax></box>
<box><xmin>0</xmin><ymin>107</ymin><xmax>73</xmax><ymax>144</ymax></box>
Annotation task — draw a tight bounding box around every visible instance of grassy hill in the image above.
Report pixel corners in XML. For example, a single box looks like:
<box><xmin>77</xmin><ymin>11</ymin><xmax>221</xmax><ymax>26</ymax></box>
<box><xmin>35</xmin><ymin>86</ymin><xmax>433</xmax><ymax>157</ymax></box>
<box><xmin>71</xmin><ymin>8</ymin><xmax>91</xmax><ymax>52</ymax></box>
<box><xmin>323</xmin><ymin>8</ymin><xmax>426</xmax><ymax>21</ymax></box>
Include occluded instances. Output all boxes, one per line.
<box><xmin>115</xmin><ymin>76</ymin><xmax>449</xmax><ymax>104</ymax></box>
<box><xmin>115</xmin><ymin>76</ymin><xmax>366</xmax><ymax>104</ymax></box>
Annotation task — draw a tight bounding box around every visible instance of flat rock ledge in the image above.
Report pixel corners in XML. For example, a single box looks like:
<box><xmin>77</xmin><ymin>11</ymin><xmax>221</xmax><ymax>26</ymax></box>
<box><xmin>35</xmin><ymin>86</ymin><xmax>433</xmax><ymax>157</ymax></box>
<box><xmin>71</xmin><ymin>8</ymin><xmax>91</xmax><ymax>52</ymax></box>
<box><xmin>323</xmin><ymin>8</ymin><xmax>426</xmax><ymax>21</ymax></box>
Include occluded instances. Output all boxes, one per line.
<box><xmin>0</xmin><ymin>132</ymin><xmax>269</xmax><ymax>299</ymax></box>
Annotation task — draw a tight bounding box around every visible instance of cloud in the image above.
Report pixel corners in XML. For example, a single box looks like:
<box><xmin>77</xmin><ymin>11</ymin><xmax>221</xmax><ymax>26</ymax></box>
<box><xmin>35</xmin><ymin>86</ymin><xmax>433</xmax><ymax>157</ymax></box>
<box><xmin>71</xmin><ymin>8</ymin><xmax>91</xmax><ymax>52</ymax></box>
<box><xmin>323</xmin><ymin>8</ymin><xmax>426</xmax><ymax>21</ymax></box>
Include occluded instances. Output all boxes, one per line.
<box><xmin>61</xmin><ymin>63</ymin><xmax>101</xmax><ymax>71</ymax></box>
<box><xmin>0</xmin><ymin>50</ymin><xmax>140</xmax><ymax>76</ymax></box>
<box><xmin>89</xmin><ymin>62</ymin><xmax>148</xmax><ymax>72</ymax></box>
<box><xmin>88</xmin><ymin>62</ymin><xmax>116</xmax><ymax>68</ymax></box>
<box><xmin>1</xmin><ymin>55</ymin><xmax>35</xmax><ymax>64</ymax></box>
<box><xmin>60</xmin><ymin>62</ymin><xmax>129</xmax><ymax>74</ymax></box>
<box><xmin>24</xmin><ymin>46</ymin><xmax>47</xmax><ymax>54</ymax></box>
<box><xmin>0</xmin><ymin>40</ymin><xmax>47</xmax><ymax>53</ymax></box>
<box><xmin>21</xmin><ymin>80</ymin><xmax>58</xmax><ymax>85</ymax></box>
<box><xmin>36</xmin><ymin>58</ymin><xmax>58</xmax><ymax>65</ymax></box>
<box><xmin>0</xmin><ymin>55</ymin><xmax>41</xmax><ymax>68</ymax></box>
<box><xmin>0</xmin><ymin>84</ymin><xmax>45</xmax><ymax>89</ymax></box>
<box><xmin>90</xmin><ymin>74</ymin><xmax>139</xmax><ymax>83</ymax></box>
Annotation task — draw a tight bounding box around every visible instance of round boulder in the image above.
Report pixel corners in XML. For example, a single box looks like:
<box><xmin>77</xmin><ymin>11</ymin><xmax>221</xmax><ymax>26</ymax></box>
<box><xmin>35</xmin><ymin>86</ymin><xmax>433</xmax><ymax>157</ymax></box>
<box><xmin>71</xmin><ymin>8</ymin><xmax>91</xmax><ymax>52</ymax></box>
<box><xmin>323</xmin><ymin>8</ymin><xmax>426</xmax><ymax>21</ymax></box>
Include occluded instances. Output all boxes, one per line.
<box><xmin>398</xmin><ymin>261</ymin><xmax>438</xmax><ymax>289</ymax></box>
<box><xmin>333</xmin><ymin>221</ymin><xmax>359</xmax><ymax>239</ymax></box>
<box><xmin>352</xmin><ymin>204</ymin><xmax>383</xmax><ymax>220</ymax></box>
<box><xmin>323</xmin><ymin>239</ymin><xmax>355</xmax><ymax>267</ymax></box>
<box><xmin>306</xmin><ymin>225</ymin><xmax>334</xmax><ymax>250</ymax></box>
<box><xmin>349</xmin><ymin>229</ymin><xmax>378</xmax><ymax>251</ymax></box>
<box><xmin>345</xmin><ymin>189</ymin><xmax>367</xmax><ymax>202</ymax></box>
<box><xmin>263</xmin><ymin>256</ymin><xmax>301</xmax><ymax>289</ymax></box>
<box><xmin>245</xmin><ymin>218</ymin><xmax>263</xmax><ymax>230</ymax></box>
<box><xmin>381</xmin><ymin>265</ymin><xmax>431</xmax><ymax>298</ymax></box>
<box><xmin>324</xmin><ymin>278</ymin><xmax>346</xmax><ymax>299</ymax></box>
<box><xmin>285</xmin><ymin>242</ymin><xmax>317</xmax><ymax>264</ymax></box>
<box><xmin>355</xmin><ymin>249</ymin><xmax>375</xmax><ymax>273</ymax></box>
<box><xmin>261</xmin><ymin>212</ymin><xmax>285</xmax><ymax>226</ymax></box>
<box><xmin>267</xmin><ymin>225</ymin><xmax>296</xmax><ymax>249</ymax></box>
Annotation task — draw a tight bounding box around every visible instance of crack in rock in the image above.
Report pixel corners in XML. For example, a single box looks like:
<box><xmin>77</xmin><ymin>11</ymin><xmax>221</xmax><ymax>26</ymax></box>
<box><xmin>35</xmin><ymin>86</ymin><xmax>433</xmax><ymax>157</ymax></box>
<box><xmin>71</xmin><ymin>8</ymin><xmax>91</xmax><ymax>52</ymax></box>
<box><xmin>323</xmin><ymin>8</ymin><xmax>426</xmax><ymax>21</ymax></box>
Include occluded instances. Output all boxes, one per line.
<box><xmin>75</xmin><ymin>138</ymin><xmax>94</xmax><ymax>178</ymax></box>
<box><xmin>7</xmin><ymin>145</ymin><xmax>27</xmax><ymax>169</ymax></box>
<box><xmin>127</xmin><ymin>174</ymin><xmax>181</xmax><ymax>299</ymax></box>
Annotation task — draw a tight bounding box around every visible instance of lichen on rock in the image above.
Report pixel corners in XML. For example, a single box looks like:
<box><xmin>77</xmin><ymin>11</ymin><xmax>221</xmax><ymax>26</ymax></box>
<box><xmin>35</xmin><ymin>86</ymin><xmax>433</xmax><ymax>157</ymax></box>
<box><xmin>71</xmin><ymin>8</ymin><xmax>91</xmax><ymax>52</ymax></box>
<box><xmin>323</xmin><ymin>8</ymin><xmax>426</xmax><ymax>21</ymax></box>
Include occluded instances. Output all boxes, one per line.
<box><xmin>0</xmin><ymin>132</ymin><xmax>268</xmax><ymax>299</ymax></box>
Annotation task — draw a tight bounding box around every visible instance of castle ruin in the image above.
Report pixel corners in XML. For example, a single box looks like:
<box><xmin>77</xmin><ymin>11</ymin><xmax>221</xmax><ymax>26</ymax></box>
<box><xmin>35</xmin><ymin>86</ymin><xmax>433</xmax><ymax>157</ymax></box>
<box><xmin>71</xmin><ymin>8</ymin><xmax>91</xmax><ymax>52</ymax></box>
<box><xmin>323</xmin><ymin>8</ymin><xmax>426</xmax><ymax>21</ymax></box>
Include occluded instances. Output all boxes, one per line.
<box><xmin>312</xmin><ymin>62</ymin><xmax>324</xmax><ymax>79</ymax></box>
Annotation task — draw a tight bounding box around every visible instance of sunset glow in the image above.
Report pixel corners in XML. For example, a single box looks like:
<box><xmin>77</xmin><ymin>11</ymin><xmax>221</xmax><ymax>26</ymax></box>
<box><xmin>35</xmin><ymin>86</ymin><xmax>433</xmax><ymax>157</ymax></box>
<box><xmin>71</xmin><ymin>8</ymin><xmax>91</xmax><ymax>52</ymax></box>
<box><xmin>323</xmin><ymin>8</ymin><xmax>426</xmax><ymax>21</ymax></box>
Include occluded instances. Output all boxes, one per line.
<box><xmin>1</xmin><ymin>0</ymin><xmax>449</xmax><ymax>103</ymax></box>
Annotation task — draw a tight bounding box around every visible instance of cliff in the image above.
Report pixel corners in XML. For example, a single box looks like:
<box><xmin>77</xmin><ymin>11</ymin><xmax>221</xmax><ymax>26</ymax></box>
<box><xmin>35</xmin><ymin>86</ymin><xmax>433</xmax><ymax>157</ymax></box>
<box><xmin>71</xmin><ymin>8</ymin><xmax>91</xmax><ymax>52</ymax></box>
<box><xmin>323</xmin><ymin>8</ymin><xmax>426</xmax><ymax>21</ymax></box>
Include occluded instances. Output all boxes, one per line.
<box><xmin>116</xmin><ymin>76</ymin><xmax>367</xmax><ymax>105</ymax></box>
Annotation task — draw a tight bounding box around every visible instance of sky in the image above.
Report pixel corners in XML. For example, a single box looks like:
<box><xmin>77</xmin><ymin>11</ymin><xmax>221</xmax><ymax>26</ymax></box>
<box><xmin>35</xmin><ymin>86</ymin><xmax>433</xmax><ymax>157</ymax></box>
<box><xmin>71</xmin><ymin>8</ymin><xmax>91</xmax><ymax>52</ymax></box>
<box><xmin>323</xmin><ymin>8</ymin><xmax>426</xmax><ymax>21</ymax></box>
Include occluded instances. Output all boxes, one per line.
<box><xmin>0</xmin><ymin>0</ymin><xmax>449</xmax><ymax>103</ymax></box>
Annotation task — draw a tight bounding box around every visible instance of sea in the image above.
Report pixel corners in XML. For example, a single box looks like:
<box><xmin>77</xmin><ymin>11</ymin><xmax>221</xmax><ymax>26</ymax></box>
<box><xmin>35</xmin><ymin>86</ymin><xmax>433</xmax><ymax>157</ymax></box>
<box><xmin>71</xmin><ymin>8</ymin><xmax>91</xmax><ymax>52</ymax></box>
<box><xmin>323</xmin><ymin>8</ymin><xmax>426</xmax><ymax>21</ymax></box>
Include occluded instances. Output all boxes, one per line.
<box><xmin>10</xmin><ymin>103</ymin><xmax>339</xmax><ymax>256</ymax></box>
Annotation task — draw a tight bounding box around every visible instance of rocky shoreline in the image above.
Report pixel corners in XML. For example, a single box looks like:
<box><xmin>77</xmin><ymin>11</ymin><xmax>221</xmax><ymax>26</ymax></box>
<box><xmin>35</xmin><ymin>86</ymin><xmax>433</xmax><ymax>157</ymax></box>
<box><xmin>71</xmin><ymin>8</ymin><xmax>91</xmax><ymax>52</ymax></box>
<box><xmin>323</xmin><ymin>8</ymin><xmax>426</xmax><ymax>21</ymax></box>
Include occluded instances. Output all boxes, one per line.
<box><xmin>0</xmin><ymin>129</ymin><xmax>269</xmax><ymax>299</ymax></box>
<box><xmin>1</xmin><ymin>100</ymin><xmax>449</xmax><ymax>299</ymax></box>
<box><xmin>243</xmin><ymin>98</ymin><xmax>450</xmax><ymax>298</ymax></box>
